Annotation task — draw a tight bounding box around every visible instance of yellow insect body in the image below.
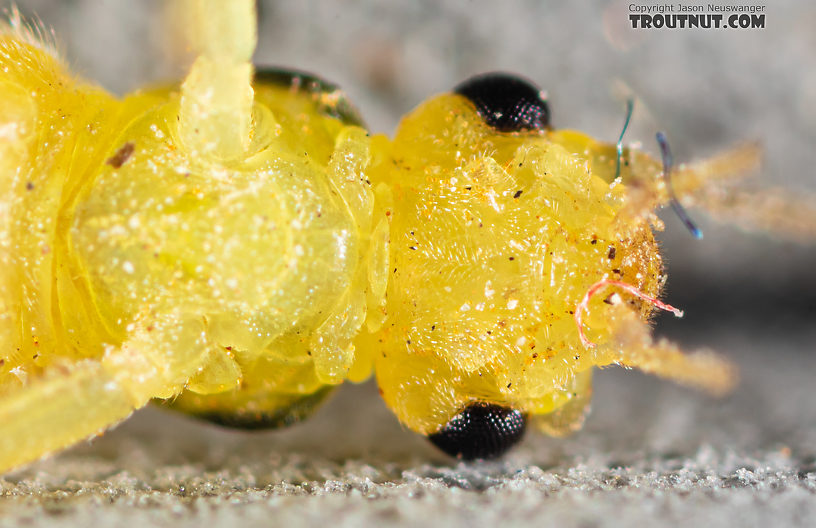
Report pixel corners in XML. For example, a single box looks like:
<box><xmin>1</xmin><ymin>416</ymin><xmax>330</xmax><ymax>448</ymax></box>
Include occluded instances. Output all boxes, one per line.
<box><xmin>0</xmin><ymin>4</ymin><xmax>382</xmax><ymax>470</ymax></box>
<box><xmin>362</xmin><ymin>95</ymin><xmax>732</xmax><ymax>436</ymax></box>
<box><xmin>1</xmin><ymin>2</ymin><xmax>811</xmax><ymax>471</ymax></box>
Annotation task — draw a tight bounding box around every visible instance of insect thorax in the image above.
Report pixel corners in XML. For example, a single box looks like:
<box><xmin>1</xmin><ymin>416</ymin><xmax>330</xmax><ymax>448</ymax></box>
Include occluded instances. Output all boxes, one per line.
<box><xmin>355</xmin><ymin>94</ymin><xmax>663</xmax><ymax>434</ymax></box>
<box><xmin>2</xmin><ymin>51</ymin><xmax>386</xmax><ymax>398</ymax></box>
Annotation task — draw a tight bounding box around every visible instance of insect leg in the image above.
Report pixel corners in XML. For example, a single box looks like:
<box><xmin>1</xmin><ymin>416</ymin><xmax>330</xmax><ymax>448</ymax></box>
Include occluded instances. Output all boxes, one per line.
<box><xmin>178</xmin><ymin>0</ymin><xmax>257</xmax><ymax>160</ymax></box>
<box><xmin>687</xmin><ymin>184</ymin><xmax>816</xmax><ymax>242</ymax></box>
<box><xmin>0</xmin><ymin>359</ymin><xmax>144</xmax><ymax>474</ymax></box>
<box><xmin>532</xmin><ymin>370</ymin><xmax>594</xmax><ymax>437</ymax></box>
<box><xmin>600</xmin><ymin>307</ymin><xmax>737</xmax><ymax>397</ymax></box>
<box><xmin>669</xmin><ymin>142</ymin><xmax>763</xmax><ymax>196</ymax></box>
<box><xmin>0</xmin><ymin>313</ymin><xmax>214</xmax><ymax>473</ymax></box>
<box><xmin>662</xmin><ymin>144</ymin><xmax>816</xmax><ymax>240</ymax></box>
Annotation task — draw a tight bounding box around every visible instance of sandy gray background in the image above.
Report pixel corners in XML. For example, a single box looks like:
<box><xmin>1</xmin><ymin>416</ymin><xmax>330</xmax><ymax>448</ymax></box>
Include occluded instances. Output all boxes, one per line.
<box><xmin>2</xmin><ymin>1</ymin><xmax>815</xmax><ymax>527</ymax></box>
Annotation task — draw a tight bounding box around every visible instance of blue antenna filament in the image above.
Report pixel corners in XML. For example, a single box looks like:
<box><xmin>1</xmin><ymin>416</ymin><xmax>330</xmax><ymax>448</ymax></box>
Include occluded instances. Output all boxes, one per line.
<box><xmin>614</xmin><ymin>99</ymin><xmax>634</xmax><ymax>181</ymax></box>
<box><xmin>655</xmin><ymin>132</ymin><xmax>703</xmax><ymax>239</ymax></box>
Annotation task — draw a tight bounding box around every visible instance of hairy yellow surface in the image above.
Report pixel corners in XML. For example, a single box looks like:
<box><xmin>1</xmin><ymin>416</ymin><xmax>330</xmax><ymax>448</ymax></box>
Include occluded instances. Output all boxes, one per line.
<box><xmin>360</xmin><ymin>95</ymin><xmax>665</xmax><ymax>434</ymax></box>
<box><xmin>0</xmin><ymin>31</ymin><xmax>381</xmax><ymax>471</ymax></box>
<box><xmin>2</xmin><ymin>0</ymin><xmax>787</xmax><ymax>473</ymax></box>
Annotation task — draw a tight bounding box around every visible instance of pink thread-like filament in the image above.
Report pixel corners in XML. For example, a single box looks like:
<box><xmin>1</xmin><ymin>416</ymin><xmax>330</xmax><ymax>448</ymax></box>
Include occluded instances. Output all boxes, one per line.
<box><xmin>575</xmin><ymin>279</ymin><xmax>683</xmax><ymax>348</ymax></box>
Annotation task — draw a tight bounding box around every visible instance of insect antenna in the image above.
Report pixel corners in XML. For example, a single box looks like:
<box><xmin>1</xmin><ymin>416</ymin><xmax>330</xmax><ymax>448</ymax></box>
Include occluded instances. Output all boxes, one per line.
<box><xmin>656</xmin><ymin>132</ymin><xmax>704</xmax><ymax>239</ymax></box>
<box><xmin>614</xmin><ymin>99</ymin><xmax>634</xmax><ymax>181</ymax></box>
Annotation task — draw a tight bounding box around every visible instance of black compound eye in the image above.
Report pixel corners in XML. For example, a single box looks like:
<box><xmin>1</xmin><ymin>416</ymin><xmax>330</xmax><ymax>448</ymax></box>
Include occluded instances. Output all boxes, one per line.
<box><xmin>254</xmin><ymin>67</ymin><xmax>366</xmax><ymax>128</ymax></box>
<box><xmin>428</xmin><ymin>402</ymin><xmax>527</xmax><ymax>460</ymax></box>
<box><xmin>454</xmin><ymin>72</ymin><xmax>550</xmax><ymax>133</ymax></box>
